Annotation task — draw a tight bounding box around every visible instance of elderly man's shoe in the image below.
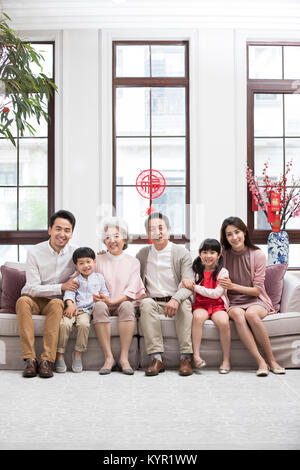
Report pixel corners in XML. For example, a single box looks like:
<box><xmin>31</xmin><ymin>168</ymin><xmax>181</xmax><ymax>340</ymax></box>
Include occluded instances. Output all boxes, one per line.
<box><xmin>145</xmin><ymin>358</ymin><xmax>165</xmax><ymax>376</ymax></box>
<box><xmin>179</xmin><ymin>358</ymin><xmax>193</xmax><ymax>376</ymax></box>
<box><xmin>23</xmin><ymin>358</ymin><xmax>38</xmax><ymax>378</ymax></box>
<box><xmin>39</xmin><ymin>360</ymin><xmax>54</xmax><ymax>378</ymax></box>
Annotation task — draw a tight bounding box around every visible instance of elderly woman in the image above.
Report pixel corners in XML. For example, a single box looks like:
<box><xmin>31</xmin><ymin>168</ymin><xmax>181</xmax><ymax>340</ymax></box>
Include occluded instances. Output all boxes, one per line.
<box><xmin>93</xmin><ymin>217</ymin><xmax>145</xmax><ymax>375</ymax></box>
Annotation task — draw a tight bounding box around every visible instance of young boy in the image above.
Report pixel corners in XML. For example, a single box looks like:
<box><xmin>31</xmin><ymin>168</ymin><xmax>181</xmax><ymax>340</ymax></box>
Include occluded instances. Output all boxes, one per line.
<box><xmin>55</xmin><ymin>247</ymin><xmax>109</xmax><ymax>373</ymax></box>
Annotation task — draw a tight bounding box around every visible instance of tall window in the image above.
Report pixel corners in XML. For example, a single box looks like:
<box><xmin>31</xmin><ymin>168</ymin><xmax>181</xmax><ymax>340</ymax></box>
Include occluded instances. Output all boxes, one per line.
<box><xmin>113</xmin><ymin>41</ymin><xmax>189</xmax><ymax>247</ymax></box>
<box><xmin>0</xmin><ymin>42</ymin><xmax>55</xmax><ymax>264</ymax></box>
<box><xmin>247</xmin><ymin>43</ymin><xmax>300</xmax><ymax>267</ymax></box>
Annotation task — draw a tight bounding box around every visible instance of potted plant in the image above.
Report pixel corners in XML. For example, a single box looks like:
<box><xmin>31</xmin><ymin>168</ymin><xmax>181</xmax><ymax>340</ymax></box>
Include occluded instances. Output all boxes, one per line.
<box><xmin>0</xmin><ymin>12</ymin><xmax>57</xmax><ymax>146</ymax></box>
<box><xmin>246</xmin><ymin>160</ymin><xmax>300</xmax><ymax>265</ymax></box>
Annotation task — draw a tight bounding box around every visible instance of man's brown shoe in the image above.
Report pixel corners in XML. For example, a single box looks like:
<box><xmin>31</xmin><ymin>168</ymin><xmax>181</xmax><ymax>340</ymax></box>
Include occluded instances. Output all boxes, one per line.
<box><xmin>145</xmin><ymin>358</ymin><xmax>165</xmax><ymax>376</ymax></box>
<box><xmin>179</xmin><ymin>358</ymin><xmax>193</xmax><ymax>376</ymax></box>
<box><xmin>39</xmin><ymin>360</ymin><xmax>54</xmax><ymax>378</ymax></box>
<box><xmin>23</xmin><ymin>358</ymin><xmax>38</xmax><ymax>378</ymax></box>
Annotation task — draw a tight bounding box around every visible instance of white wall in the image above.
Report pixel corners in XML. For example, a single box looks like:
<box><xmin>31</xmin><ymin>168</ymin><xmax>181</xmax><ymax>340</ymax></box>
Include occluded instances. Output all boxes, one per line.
<box><xmin>61</xmin><ymin>30</ymin><xmax>100</xmax><ymax>249</ymax></box>
<box><xmin>3</xmin><ymin>1</ymin><xmax>300</xmax><ymax>257</ymax></box>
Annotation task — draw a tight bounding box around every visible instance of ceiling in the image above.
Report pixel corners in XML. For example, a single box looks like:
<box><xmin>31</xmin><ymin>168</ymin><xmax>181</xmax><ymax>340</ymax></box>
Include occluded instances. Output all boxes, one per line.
<box><xmin>1</xmin><ymin>0</ymin><xmax>300</xmax><ymax>30</ymax></box>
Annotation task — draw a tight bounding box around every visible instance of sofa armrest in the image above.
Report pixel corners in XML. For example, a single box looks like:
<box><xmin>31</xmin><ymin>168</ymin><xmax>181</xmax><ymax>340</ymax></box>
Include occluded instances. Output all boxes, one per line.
<box><xmin>280</xmin><ymin>272</ymin><xmax>300</xmax><ymax>313</ymax></box>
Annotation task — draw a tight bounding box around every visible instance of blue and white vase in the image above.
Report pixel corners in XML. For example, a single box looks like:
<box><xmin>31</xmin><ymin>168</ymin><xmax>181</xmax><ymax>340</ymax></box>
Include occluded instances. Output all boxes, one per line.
<box><xmin>267</xmin><ymin>230</ymin><xmax>289</xmax><ymax>265</ymax></box>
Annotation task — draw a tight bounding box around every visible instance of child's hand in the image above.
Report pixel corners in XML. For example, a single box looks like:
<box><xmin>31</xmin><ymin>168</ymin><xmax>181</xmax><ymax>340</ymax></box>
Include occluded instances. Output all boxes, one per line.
<box><xmin>181</xmin><ymin>278</ymin><xmax>195</xmax><ymax>291</ymax></box>
<box><xmin>93</xmin><ymin>291</ymin><xmax>113</xmax><ymax>307</ymax></box>
<box><xmin>99</xmin><ymin>292</ymin><xmax>115</xmax><ymax>307</ymax></box>
<box><xmin>64</xmin><ymin>303</ymin><xmax>75</xmax><ymax>318</ymax></box>
<box><xmin>93</xmin><ymin>292</ymin><xmax>102</xmax><ymax>303</ymax></box>
<box><xmin>218</xmin><ymin>277</ymin><xmax>234</xmax><ymax>290</ymax></box>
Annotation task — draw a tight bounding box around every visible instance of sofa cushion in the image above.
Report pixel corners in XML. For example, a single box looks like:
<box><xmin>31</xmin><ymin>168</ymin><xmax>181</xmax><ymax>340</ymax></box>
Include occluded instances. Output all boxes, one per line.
<box><xmin>264</xmin><ymin>263</ymin><xmax>287</xmax><ymax>313</ymax></box>
<box><xmin>138</xmin><ymin>312</ymin><xmax>300</xmax><ymax>340</ymax></box>
<box><xmin>0</xmin><ymin>265</ymin><xmax>26</xmax><ymax>314</ymax></box>
<box><xmin>0</xmin><ymin>313</ymin><xmax>138</xmax><ymax>337</ymax></box>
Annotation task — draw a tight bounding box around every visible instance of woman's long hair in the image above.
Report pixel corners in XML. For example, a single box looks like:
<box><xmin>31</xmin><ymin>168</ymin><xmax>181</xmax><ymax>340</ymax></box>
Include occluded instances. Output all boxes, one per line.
<box><xmin>192</xmin><ymin>238</ymin><xmax>223</xmax><ymax>284</ymax></box>
<box><xmin>220</xmin><ymin>216</ymin><xmax>259</xmax><ymax>251</ymax></box>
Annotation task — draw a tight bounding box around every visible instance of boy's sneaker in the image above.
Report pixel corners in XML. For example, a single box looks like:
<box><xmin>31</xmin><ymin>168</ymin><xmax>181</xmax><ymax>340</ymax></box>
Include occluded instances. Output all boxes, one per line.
<box><xmin>55</xmin><ymin>357</ymin><xmax>67</xmax><ymax>373</ymax></box>
<box><xmin>72</xmin><ymin>352</ymin><xmax>83</xmax><ymax>373</ymax></box>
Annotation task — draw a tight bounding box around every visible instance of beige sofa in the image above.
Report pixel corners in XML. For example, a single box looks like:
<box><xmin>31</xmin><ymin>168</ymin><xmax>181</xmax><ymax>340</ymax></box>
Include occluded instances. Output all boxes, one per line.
<box><xmin>0</xmin><ymin>262</ymin><xmax>300</xmax><ymax>371</ymax></box>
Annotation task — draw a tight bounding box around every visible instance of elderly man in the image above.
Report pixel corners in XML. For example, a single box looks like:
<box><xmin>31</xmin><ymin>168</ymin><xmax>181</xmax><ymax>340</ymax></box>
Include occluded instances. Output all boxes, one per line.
<box><xmin>16</xmin><ymin>210</ymin><xmax>78</xmax><ymax>378</ymax></box>
<box><xmin>136</xmin><ymin>212</ymin><xmax>194</xmax><ymax>376</ymax></box>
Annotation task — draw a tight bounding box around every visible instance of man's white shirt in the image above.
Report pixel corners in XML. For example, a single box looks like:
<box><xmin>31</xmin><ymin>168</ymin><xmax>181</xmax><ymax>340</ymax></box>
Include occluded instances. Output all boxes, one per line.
<box><xmin>145</xmin><ymin>241</ymin><xmax>178</xmax><ymax>297</ymax></box>
<box><xmin>21</xmin><ymin>240</ymin><xmax>77</xmax><ymax>299</ymax></box>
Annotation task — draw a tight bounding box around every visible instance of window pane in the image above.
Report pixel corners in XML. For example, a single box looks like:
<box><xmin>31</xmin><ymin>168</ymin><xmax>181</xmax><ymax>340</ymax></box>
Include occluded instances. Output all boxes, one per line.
<box><xmin>116</xmin><ymin>45</ymin><xmax>150</xmax><ymax>77</ymax></box>
<box><xmin>152</xmin><ymin>137</ymin><xmax>186</xmax><ymax>185</ymax></box>
<box><xmin>254</xmin><ymin>206</ymin><xmax>270</xmax><ymax>230</ymax></box>
<box><xmin>0</xmin><ymin>245</ymin><xmax>18</xmax><ymax>265</ymax></box>
<box><xmin>19</xmin><ymin>138</ymin><xmax>48</xmax><ymax>186</ymax></box>
<box><xmin>0</xmin><ymin>188</ymin><xmax>17</xmax><ymax>230</ymax></box>
<box><xmin>285</xmin><ymin>139</ymin><xmax>300</xmax><ymax>184</ymax></box>
<box><xmin>2</xmin><ymin>101</ymin><xmax>18</xmax><ymax>137</ymax></box>
<box><xmin>0</xmin><ymin>141</ymin><xmax>17</xmax><ymax>186</ymax></box>
<box><xmin>116</xmin><ymin>88</ymin><xmax>150</xmax><ymax>136</ymax></box>
<box><xmin>254</xmin><ymin>94</ymin><xmax>283</xmax><ymax>137</ymax></box>
<box><xmin>285</xmin><ymin>212</ymin><xmax>300</xmax><ymax>229</ymax></box>
<box><xmin>19</xmin><ymin>245</ymin><xmax>35</xmax><ymax>262</ymax></box>
<box><xmin>248</xmin><ymin>46</ymin><xmax>282</xmax><ymax>79</ymax></box>
<box><xmin>126</xmin><ymin>243</ymin><xmax>149</xmax><ymax>256</ymax></box>
<box><xmin>116</xmin><ymin>186</ymin><xmax>149</xmax><ymax>237</ymax></box>
<box><xmin>116</xmin><ymin>138</ymin><xmax>150</xmax><ymax>185</ymax></box>
<box><xmin>254</xmin><ymin>138</ymin><xmax>283</xmax><ymax>178</ymax></box>
<box><xmin>29</xmin><ymin>43</ymin><xmax>54</xmax><ymax>79</ymax></box>
<box><xmin>151</xmin><ymin>45</ymin><xmax>185</xmax><ymax>77</ymax></box>
<box><xmin>285</xmin><ymin>138</ymin><xmax>300</xmax><ymax>185</ymax></box>
<box><xmin>152</xmin><ymin>88</ymin><xmax>185</xmax><ymax>136</ymax></box>
<box><xmin>19</xmin><ymin>187</ymin><xmax>47</xmax><ymax>230</ymax></box>
<box><xmin>152</xmin><ymin>187</ymin><xmax>186</xmax><ymax>235</ymax></box>
<box><xmin>285</xmin><ymin>94</ymin><xmax>300</xmax><ymax>137</ymax></box>
<box><xmin>284</xmin><ymin>46</ymin><xmax>300</xmax><ymax>79</ymax></box>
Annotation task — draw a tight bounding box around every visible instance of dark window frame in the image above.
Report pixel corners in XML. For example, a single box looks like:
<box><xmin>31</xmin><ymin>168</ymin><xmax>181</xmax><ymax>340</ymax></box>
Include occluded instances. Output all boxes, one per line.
<box><xmin>247</xmin><ymin>41</ymin><xmax>300</xmax><ymax>245</ymax></box>
<box><xmin>112</xmin><ymin>40</ymin><xmax>190</xmax><ymax>245</ymax></box>
<box><xmin>0</xmin><ymin>41</ymin><xmax>55</xmax><ymax>246</ymax></box>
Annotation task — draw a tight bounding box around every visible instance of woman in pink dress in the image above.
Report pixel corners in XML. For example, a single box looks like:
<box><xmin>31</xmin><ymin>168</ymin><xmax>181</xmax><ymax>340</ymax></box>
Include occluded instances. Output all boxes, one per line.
<box><xmin>93</xmin><ymin>217</ymin><xmax>145</xmax><ymax>375</ymax></box>
<box><xmin>219</xmin><ymin>216</ymin><xmax>285</xmax><ymax>377</ymax></box>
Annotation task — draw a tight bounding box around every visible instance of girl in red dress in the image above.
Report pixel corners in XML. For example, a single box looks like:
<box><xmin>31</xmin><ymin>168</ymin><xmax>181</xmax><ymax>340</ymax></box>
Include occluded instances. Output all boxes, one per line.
<box><xmin>182</xmin><ymin>239</ymin><xmax>231</xmax><ymax>374</ymax></box>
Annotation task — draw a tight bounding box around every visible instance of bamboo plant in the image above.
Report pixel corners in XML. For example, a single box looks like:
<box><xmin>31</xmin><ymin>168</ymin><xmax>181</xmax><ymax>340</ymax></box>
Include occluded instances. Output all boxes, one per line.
<box><xmin>0</xmin><ymin>12</ymin><xmax>57</xmax><ymax>146</ymax></box>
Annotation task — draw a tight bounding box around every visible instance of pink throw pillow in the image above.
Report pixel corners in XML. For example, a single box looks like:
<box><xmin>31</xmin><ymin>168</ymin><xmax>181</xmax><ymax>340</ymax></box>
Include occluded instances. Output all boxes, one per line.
<box><xmin>0</xmin><ymin>265</ymin><xmax>26</xmax><ymax>314</ymax></box>
<box><xmin>264</xmin><ymin>263</ymin><xmax>287</xmax><ymax>313</ymax></box>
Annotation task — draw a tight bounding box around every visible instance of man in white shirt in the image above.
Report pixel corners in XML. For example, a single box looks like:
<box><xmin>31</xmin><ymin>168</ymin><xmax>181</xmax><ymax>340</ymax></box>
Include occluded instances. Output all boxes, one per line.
<box><xmin>16</xmin><ymin>210</ymin><xmax>78</xmax><ymax>378</ymax></box>
<box><xmin>136</xmin><ymin>212</ymin><xmax>194</xmax><ymax>376</ymax></box>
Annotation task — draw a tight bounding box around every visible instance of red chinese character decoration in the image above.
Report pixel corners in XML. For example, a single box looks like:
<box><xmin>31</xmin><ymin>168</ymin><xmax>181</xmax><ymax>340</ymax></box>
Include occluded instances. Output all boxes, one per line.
<box><xmin>270</xmin><ymin>191</ymin><xmax>281</xmax><ymax>213</ymax></box>
<box><xmin>272</xmin><ymin>214</ymin><xmax>281</xmax><ymax>233</ymax></box>
<box><xmin>136</xmin><ymin>169</ymin><xmax>166</xmax><ymax>244</ymax></box>
<box><xmin>136</xmin><ymin>169</ymin><xmax>166</xmax><ymax>200</ymax></box>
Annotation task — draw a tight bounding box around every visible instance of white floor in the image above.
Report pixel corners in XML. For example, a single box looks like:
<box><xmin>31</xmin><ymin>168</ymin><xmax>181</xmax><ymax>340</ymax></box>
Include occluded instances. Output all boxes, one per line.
<box><xmin>0</xmin><ymin>369</ymin><xmax>300</xmax><ymax>450</ymax></box>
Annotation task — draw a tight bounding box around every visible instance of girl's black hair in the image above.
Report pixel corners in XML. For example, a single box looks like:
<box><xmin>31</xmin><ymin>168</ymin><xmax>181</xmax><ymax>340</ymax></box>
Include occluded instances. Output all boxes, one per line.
<box><xmin>192</xmin><ymin>238</ymin><xmax>223</xmax><ymax>284</ymax></box>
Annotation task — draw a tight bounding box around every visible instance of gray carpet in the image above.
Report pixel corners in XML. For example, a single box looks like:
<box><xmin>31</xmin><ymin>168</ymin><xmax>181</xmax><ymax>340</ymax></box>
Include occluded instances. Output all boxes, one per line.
<box><xmin>0</xmin><ymin>369</ymin><xmax>299</xmax><ymax>450</ymax></box>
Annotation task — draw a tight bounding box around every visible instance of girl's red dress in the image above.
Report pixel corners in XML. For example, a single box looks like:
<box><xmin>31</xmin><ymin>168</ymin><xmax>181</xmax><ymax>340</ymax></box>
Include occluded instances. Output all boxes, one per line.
<box><xmin>192</xmin><ymin>271</ymin><xmax>226</xmax><ymax>315</ymax></box>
